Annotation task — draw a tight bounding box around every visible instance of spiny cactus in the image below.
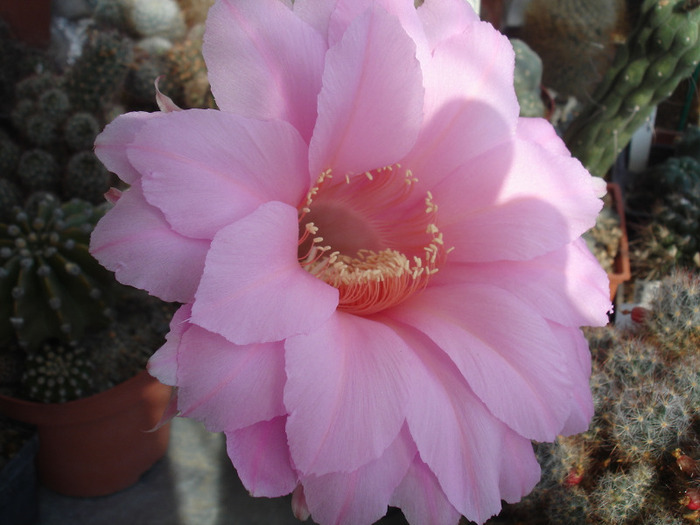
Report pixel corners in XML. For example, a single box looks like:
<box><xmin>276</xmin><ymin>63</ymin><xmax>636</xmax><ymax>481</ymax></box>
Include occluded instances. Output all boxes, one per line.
<box><xmin>628</xmin><ymin>154</ymin><xmax>700</xmax><ymax>280</ymax></box>
<box><xmin>64</xmin><ymin>151</ymin><xmax>111</xmax><ymax>203</ymax></box>
<box><xmin>511</xmin><ymin>38</ymin><xmax>546</xmax><ymax>118</ymax></box>
<box><xmin>21</xmin><ymin>339</ymin><xmax>96</xmax><ymax>403</ymax></box>
<box><xmin>125</xmin><ymin>0</ymin><xmax>186</xmax><ymax>39</ymax></box>
<box><xmin>519</xmin><ymin>0</ymin><xmax>627</xmax><ymax>100</ymax></box>
<box><xmin>495</xmin><ymin>270</ymin><xmax>700</xmax><ymax>525</ymax></box>
<box><xmin>63</xmin><ymin>29</ymin><xmax>134</xmax><ymax>114</ymax></box>
<box><xmin>564</xmin><ymin>0</ymin><xmax>700</xmax><ymax>177</ymax></box>
<box><xmin>0</xmin><ymin>195</ymin><xmax>115</xmax><ymax>351</ymax></box>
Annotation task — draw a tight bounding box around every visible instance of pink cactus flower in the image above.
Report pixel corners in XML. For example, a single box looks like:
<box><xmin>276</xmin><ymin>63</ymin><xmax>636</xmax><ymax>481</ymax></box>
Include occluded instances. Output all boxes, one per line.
<box><xmin>90</xmin><ymin>0</ymin><xmax>611</xmax><ymax>523</ymax></box>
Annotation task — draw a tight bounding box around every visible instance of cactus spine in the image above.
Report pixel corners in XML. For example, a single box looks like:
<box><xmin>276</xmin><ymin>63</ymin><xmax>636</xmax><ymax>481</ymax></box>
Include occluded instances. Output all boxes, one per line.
<box><xmin>564</xmin><ymin>0</ymin><xmax>700</xmax><ymax>177</ymax></box>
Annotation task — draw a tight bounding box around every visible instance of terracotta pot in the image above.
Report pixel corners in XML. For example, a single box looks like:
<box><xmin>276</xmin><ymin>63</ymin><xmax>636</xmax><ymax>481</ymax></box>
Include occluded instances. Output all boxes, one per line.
<box><xmin>0</xmin><ymin>0</ymin><xmax>52</xmax><ymax>48</ymax></box>
<box><xmin>0</xmin><ymin>371</ymin><xmax>172</xmax><ymax>497</ymax></box>
<box><xmin>606</xmin><ymin>182</ymin><xmax>631</xmax><ymax>301</ymax></box>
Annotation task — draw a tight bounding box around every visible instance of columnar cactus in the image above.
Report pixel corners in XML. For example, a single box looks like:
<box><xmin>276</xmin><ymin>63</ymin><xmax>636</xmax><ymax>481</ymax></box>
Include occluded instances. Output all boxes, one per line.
<box><xmin>564</xmin><ymin>0</ymin><xmax>700</xmax><ymax>177</ymax></box>
<box><xmin>0</xmin><ymin>195</ymin><xmax>115</xmax><ymax>351</ymax></box>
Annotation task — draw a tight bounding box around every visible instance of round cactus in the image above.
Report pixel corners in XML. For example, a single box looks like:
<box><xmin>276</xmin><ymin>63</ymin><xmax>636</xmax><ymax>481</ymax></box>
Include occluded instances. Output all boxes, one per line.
<box><xmin>64</xmin><ymin>112</ymin><xmax>101</xmax><ymax>152</ymax></box>
<box><xmin>16</xmin><ymin>149</ymin><xmax>60</xmax><ymax>194</ymax></box>
<box><xmin>498</xmin><ymin>270</ymin><xmax>700</xmax><ymax>524</ymax></box>
<box><xmin>21</xmin><ymin>339</ymin><xmax>96</xmax><ymax>403</ymax></box>
<box><xmin>0</xmin><ymin>195</ymin><xmax>115</xmax><ymax>350</ymax></box>
<box><xmin>63</xmin><ymin>151</ymin><xmax>112</xmax><ymax>204</ymax></box>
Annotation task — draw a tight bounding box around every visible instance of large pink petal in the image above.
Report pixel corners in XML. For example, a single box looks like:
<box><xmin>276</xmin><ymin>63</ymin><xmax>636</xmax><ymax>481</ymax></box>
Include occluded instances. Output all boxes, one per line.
<box><xmin>94</xmin><ymin>111</ymin><xmax>160</xmax><ymax>185</ymax></box>
<box><xmin>225</xmin><ymin>416</ymin><xmax>298</xmax><ymax>498</ymax></box>
<box><xmin>432</xmin><ymin>135</ymin><xmax>603</xmax><ymax>262</ymax></box>
<box><xmin>176</xmin><ymin>324</ymin><xmax>286</xmax><ymax>432</ymax></box>
<box><xmin>389</xmin><ymin>283</ymin><xmax>572</xmax><ymax>441</ymax></box>
<box><xmin>128</xmin><ymin>109</ymin><xmax>310</xmax><ymax>240</ymax></box>
<box><xmin>203</xmin><ymin>0</ymin><xmax>326</xmax><ymax>142</ymax></box>
<box><xmin>284</xmin><ymin>312</ymin><xmax>410</xmax><ymax>476</ymax></box>
<box><xmin>390</xmin><ymin>455</ymin><xmax>462</xmax><ymax>525</ymax></box>
<box><xmin>191</xmin><ymin>201</ymin><xmax>338</xmax><ymax>345</ymax></box>
<box><xmin>404</xmin><ymin>23</ymin><xmax>518</xmax><ymax>190</ymax></box>
<box><xmin>301</xmin><ymin>426</ymin><xmax>415</xmax><ymax>525</ymax></box>
<box><xmin>89</xmin><ymin>182</ymin><xmax>208</xmax><ymax>303</ymax></box>
<box><xmin>433</xmin><ymin>239</ymin><xmax>611</xmax><ymax>328</ymax></box>
<box><xmin>496</xmin><ymin>427</ymin><xmax>542</xmax><ymax>505</ymax></box>
<box><xmin>383</xmin><ymin>320</ymin><xmax>537</xmax><ymax>524</ymax></box>
<box><xmin>308</xmin><ymin>4</ymin><xmax>424</xmax><ymax>178</ymax></box>
<box><xmin>147</xmin><ymin>304</ymin><xmax>192</xmax><ymax>386</ymax></box>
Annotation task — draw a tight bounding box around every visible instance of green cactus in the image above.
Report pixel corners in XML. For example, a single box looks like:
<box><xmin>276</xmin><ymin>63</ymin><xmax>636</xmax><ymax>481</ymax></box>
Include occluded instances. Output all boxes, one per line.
<box><xmin>0</xmin><ymin>195</ymin><xmax>115</xmax><ymax>350</ymax></box>
<box><xmin>64</xmin><ymin>112</ymin><xmax>102</xmax><ymax>152</ymax></box>
<box><xmin>628</xmin><ymin>155</ymin><xmax>700</xmax><ymax>280</ymax></box>
<box><xmin>63</xmin><ymin>29</ymin><xmax>134</xmax><ymax>114</ymax></box>
<box><xmin>511</xmin><ymin>38</ymin><xmax>546</xmax><ymax>118</ymax></box>
<box><xmin>564</xmin><ymin>0</ymin><xmax>700</xmax><ymax>177</ymax></box>
<box><xmin>494</xmin><ymin>270</ymin><xmax>700</xmax><ymax>525</ymax></box>
<box><xmin>21</xmin><ymin>339</ymin><xmax>96</xmax><ymax>403</ymax></box>
<box><xmin>16</xmin><ymin>149</ymin><xmax>60</xmax><ymax>194</ymax></box>
<box><xmin>63</xmin><ymin>151</ymin><xmax>112</xmax><ymax>204</ymax></box>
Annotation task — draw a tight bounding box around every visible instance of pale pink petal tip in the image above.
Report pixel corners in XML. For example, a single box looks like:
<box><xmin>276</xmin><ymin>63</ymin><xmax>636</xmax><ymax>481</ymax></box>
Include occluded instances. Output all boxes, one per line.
<box><xmin>292</xmin><ymin>484</ymin><xmax>311</xmax><ymax>522</ymax></box>
<box><xmin>155</xmin><ymin>76</ymin><xmax>182</xmax><ymax>112</ymax></box>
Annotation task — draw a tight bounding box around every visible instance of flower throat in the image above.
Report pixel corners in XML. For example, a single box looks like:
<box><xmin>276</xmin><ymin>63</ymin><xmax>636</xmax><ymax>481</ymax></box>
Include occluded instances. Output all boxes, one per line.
<box><xmin>298</xmin><ymin>166</ymin><xmax>448</xmax><ymax>316</ymax></box>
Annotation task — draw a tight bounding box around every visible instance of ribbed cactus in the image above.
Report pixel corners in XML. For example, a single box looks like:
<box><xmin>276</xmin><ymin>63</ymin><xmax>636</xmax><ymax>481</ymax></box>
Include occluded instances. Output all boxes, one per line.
<box><xmin>495</xmin><ymin>270</ymin><xmax>700</xmax><ymax>524</ymax></box>
<box><xmin>511</xmin><ymin>38</ymin><xmax>546</xmax><ymax>118</ymax></box>
<box><xmin>564</xmin><ymin>0</ymin><xmax>700</xmax><ymax>177</ymax></box>
<box><xmin>0</xmin><ymin>195</ymin><xmax>115</xmax><ymax>351</ymax></box>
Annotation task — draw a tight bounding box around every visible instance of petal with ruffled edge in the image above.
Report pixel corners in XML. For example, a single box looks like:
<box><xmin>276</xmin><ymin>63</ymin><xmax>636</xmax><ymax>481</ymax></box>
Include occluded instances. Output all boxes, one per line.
<box><xmin>175</xmin><ymin>324</ymin><xmax>286</xmax><ymax>433</ymax></box>
<box><xmin>301</xmin><ymin>426</ymin><xmax>415</xmax><ymax>525</ymax></box>
<box><xmin>405</xmin><ymin>22</ymin><xmax>518</xmax><ymax>192</ymax></box>
<box><xmin>225</xmin><ymin>416</ymin><xmax>298</xmax><ymax>498</ymax></box>
<box><xmin>203</xmin><ymin>0</ymin><xmax>326</xmax><ymax>142</ymax></box>
<box><xmin>323</xmin><ymin>0</ymin><xmax>427</xmax><ymax>64</ymax></box>
<box><xmin>383</xmin><ymin>321</ymin><xmax>538</xmax><ymax>524</ymax></box>
<box><xmin>417</xmin><ymin>0</ymin><xmax>480</xmax><ymax>52</ymax></box>
<box><xmin>284</xmin><ymin>311</ymin><xmax>410</xmax><ymax>476</ymax></box>
<box><xmin>389</xmin><ymin>283</ymin><xmax>571</xmax><ymax>441</ymax></box>
<box><xmin>550</xmin><ymin>322</ymin><xmax>595</xmax><ymax>436</ymax></box>
<box><xmin>147</xmin><ymin>304</ymin><xmax>192</xmax><ymax>386</ymax></box>
<box><xmin>431</xmin><ymin>133</ymin><xmax>602</xmax><ymax>262</ymax></box>
<box><xmin>94</xmin><ymin>111</ymin><xmax>160</xmax><ymax>185</ymax></box>
<box><xmin>192</xmin><ymin>201</ymin><xmax>338</xmax><ymax>345</ymax></box>
<box><xmin>128</xmin><ymin>109</ymin><xmax>310</xmax><ymax>240</ymax></box>
<box><xmin>432</xmin><ymin>239</ymin><xmax>611</xmax><ymax>328</ymax></box>
<box><xmin>89</xmin><ymin>182</ymin><xmax>209</xmax><ymax>303</ymax></box>
<box><xmin>390</xmin><ymin>455</ymin><xmax>462</xmax><ymax>525</ymax></box>
<box><xmin>308</xmin><ymin>4</ymin><xmax>424</xmax><ymax>178</ymax></box>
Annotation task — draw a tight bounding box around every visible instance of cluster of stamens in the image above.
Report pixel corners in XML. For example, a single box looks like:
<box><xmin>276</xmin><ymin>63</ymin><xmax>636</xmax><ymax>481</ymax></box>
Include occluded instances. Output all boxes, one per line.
<box><xmin>298</xmin><ymin>166</ymin><xmax>449</xmax><ymax>316</ymax></box>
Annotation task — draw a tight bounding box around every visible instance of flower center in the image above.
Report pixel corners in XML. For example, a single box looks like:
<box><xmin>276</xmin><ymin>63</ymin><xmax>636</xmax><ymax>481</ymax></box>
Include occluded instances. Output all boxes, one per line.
<box><xmin>298</xmin><ymin>166</ymin><xmax>448</xmax><ymax>316</ymax></box>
